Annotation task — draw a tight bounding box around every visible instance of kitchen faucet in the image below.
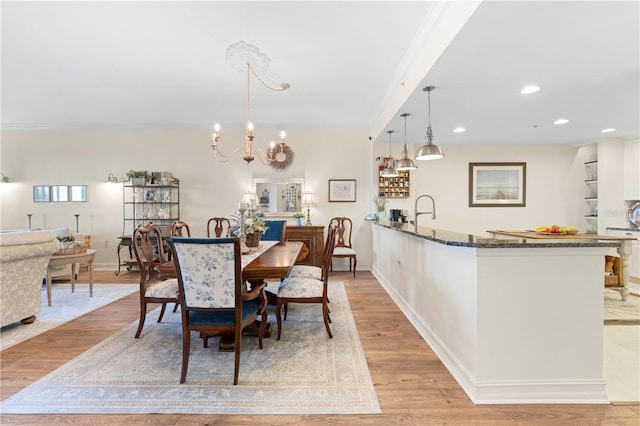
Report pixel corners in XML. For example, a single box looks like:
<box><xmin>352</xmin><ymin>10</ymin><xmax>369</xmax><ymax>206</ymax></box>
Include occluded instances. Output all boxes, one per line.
<box><xmin>414</xmin><ymin>194</ymin><xmax>436</xmax><ymax>232</ymax></box>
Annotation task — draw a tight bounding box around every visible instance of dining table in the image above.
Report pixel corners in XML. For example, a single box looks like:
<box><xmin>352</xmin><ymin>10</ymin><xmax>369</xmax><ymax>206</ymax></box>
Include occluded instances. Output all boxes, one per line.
<box><xmin>217</xmin><ymin>239</ymin><xmax>303</xmax><ymax>351</ymax></box>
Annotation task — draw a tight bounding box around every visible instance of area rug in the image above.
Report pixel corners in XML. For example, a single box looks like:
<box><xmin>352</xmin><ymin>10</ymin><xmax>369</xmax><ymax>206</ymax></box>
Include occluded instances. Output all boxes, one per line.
<box><xmin>0</xmin><ymin>282</ymin><xmax>380</xmax><ymax>415</ymax></box>
<box><xmin>0</xmin><ymin>283</ymin><xmax>138</xmax><ymax>351</ymax></box>
<box><xmin>604</xmin><ymin>288</ymin><xmax>640</xmax><ymax>325</ymax></box>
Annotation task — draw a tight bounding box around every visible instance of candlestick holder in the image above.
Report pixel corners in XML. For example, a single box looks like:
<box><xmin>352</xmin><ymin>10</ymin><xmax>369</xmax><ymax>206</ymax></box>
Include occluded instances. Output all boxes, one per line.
<box><xmin>27</xmin><ymin>213</ymin><xmax>33</xmax><ymax>230</ymax></box>
<box><xmin>237</xmin><ymin>206</ymin><xmax>250</xmax><ymax>253</ymax></box>
<box><xmin>74</xmin><ymin>214</ymin><xmax>80</xmax><ymax>233</ymax></box>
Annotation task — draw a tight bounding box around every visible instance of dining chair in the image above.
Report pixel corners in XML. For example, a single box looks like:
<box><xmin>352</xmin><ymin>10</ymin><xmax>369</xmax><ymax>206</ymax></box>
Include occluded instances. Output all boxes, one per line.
<box><xmin>274</xmin><ymin>224</ymin><xmax>337</xmax><ymax>340</ymax></box>
<box><xmin>171</xmin><ymin>221</ymin><xmax>191</xmax><ymax>237</ymax></box>
<box><xmin>329</xmin><ymin>216</ymin><xmax>357</xmax><ymax>277</ymax></box>
<box><xmin>207</xmin><ymin>217</ymin><xmax>231</xmax><ymax>237</ymax></box>
<box><xmin>132</xmin><ymin>224</ymin><xmax>179</xmax><ymax>338</ymax></box>
<box><xmin>262</xmin><ymin>220</ymin><xmax>287</xmax><ymax>242</ymax></box>
<box><xmin>169</xmin><ymin>236</ymin><xmax>267</xmax><ymax>385</ymax></box>
<box><xmin>287</xmin><ymin>225</ymin><xmax>336</xmax><ymax>280</ymax></box>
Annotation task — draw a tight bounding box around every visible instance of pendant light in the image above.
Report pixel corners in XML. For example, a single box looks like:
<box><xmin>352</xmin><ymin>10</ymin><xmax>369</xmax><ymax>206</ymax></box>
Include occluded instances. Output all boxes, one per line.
<box><xmin>380</xmin><ymin>130</ymin><xmax>399</xmax><ymax>178</ymax></box>
<box><xmin>415</xmin><ymin>85</ymin><xmax>445</xmax><ymax>160</ymax></box>
<box><xmin>395</xmin><ymin>113</ymin><xmax>417</xmax><ymax>171</ymax></box>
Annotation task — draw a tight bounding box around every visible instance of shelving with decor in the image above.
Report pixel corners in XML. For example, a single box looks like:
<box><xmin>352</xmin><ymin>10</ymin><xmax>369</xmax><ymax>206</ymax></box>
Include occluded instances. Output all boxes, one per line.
<box><xmin>584</xmin><ymin>160</ymin><xmax>598</xmax><ymax>234</ymax></box>
<box><xmin>378</xmin><ymin>165</ymin><xmax>410</xmax><ymax>198</ymax></box>
<box><xmin>116</xmin><ymin>178</ymin><xmax>180</xmax><ymax>274</ymax></box>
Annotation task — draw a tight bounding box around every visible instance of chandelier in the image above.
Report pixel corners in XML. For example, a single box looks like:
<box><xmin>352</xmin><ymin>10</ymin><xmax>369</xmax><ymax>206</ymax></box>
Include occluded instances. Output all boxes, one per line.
<box><xmin>211</xmin><ymin>41</ymin><xmax>293</xmax><ymax>167</ymax></box>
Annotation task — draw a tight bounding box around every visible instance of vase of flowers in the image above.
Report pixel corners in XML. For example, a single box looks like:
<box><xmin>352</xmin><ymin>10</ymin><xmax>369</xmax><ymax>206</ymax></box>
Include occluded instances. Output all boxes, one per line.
<box><xmin>230</xmin><ymin>209</ymin><xmax>269</xmax><ymax>248</ymax></box>
<box><xmin>293</xmin><ymin>212</ymin><xmax>305</xmax><ymax>226</ymax></box>
<box><xmin>56</xmin><ymin>234</ymin><xmax>75</xmax><ymax>249</ymax></box>
<box><xmin>374</xmin><ymin>197</ymin><xmax>388</xmax><ymax>221</ymax></box>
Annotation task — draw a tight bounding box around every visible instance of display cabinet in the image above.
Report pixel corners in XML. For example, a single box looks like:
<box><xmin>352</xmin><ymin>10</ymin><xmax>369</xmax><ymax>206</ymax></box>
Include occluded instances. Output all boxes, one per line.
<box><xmin>378</xmin><ymin>166</ymin><xmax>410</xmax><ymax>198</ymax></box>
<box><xmin>116</xmin><ymin>181</ymin><xmax>180</xmax><ymax>274</ymax></box>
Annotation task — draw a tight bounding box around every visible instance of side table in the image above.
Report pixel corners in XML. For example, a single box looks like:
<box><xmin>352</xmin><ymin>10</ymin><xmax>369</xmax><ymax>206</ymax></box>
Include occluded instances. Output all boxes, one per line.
<box><xmin>46</xmin><ymin>249</ymin><xmax>97</xmax><ymax>306</ymax></box>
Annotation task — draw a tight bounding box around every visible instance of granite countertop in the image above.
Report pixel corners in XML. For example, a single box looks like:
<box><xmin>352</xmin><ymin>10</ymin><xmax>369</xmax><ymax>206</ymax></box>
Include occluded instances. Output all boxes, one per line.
<box><xmin>374</xmin><ymin>221</ymin><xmax>621</xmax><ymax>249</ymax></box>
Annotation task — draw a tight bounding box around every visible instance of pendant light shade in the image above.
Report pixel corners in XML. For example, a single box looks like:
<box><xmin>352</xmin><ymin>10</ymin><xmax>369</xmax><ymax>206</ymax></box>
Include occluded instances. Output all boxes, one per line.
<box><xmin>415</xmin><ymin>86</ymin><xmax>444</xmax><ymax>161</ymax></box>
<box><xmin>381</xmin><ymin>130</ymin><xmax>399</xmax><ymax>178</ymax></box>
<box><xmin>395</xmin><ymin>113</ymin><xmax>417</xmax><ymax>171</ymax></box>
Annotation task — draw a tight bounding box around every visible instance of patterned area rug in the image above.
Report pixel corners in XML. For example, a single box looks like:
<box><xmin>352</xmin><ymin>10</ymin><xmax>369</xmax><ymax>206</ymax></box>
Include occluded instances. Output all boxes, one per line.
<box><xmin>0</xmin><ymin>282</ymin><xmax>380</xmax><ymax>415</ymax></box>
<box><xmin>0</xmin><ymin>283</ymin><xmax>138</xmax><ymax>351</ymax></box>
<box><xmin>604</xmin><ymin>288</ymin><xmax>640</xmax><ymax>325</ymax></box>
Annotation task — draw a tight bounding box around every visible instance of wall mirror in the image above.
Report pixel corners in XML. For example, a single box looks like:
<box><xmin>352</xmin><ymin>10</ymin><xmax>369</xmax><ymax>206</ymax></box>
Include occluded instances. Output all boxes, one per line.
<box><xmin>252</xmin><ymin>177</ymin><xmax>304</xmax><ymax>215</ymax></box>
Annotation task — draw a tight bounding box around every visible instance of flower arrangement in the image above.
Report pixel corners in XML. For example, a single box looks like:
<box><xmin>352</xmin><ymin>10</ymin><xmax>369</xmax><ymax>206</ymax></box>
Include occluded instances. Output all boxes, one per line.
<box><xmin>374</xmin><ymin>197</ymin><xmax>388</xmax><ymax>212</ymax></box>
<box><xmin>230</xmin><ymin>209</ymin><xmax>269</xmax><ymax>235</ymax></box>
<box><xmin>292</xmin><ymin>212</ymin><xmax>305</xmax><ymax>218</ymax></box>
<box><xmin>56</xmin><ymin>235</ymin><xmax>75</xmax><ymax>243</ymax></box>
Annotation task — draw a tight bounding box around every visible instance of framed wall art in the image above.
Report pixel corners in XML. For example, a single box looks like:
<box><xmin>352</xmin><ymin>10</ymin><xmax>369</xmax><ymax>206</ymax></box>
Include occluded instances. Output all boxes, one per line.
<box><xmin>469</xmin><ymin>162</ymin><xmax>526</xmax><ymax>207</ymax></box>
<box><xmin>328</xmin><ymin>179</ymin><xmax>356</xmax><ymax>202</ymax></box>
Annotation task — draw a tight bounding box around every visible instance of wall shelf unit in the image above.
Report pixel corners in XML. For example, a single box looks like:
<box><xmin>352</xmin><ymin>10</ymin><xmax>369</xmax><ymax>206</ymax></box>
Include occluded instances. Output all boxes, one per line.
<box><xmin>378</xmin><ymin>166</ymin><xmax>410</xmax><ymax>198</ymax></box>
<box><xmin>584</xmin><ymin>161</ymin><xmax>598</xmax><ymax>233</ymax></box>
<box><xmin>116</xmin><ymin>180</ymin><xmax>180</xmax><ymax>274</ymax></box>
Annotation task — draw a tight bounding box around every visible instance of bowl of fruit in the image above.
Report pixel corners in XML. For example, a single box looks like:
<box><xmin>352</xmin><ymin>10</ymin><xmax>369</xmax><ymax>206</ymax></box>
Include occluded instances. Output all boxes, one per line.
<box><xmin>536</xmin><ymin>225</ymin><xmax>578</xmax><ymax>235</ymax></box>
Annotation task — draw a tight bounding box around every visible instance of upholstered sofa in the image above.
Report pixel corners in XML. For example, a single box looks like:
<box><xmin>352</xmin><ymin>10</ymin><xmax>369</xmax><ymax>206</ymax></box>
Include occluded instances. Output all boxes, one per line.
<box><xmin>0</xmin><ymin>230</ymin><xmax>58</xmax><ymax>327</ymax></box>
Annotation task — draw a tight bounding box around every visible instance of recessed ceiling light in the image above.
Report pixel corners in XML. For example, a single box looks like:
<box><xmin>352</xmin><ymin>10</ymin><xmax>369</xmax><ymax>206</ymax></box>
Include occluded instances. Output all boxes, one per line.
<box><xmin>601</xmin><ymin>128</ymin><xmax>616</xmax><ymax>133</ymax></box>
<box><xmin>453</xmin><ymin>127</ymin><xmax>466</xmax><ymax>133</ymax></box>
<box><xmin>520</xmin><ymin>85</ymin><xmax>541</xmax><ymax>94</ymax></box>
<box><xmin>554</xmin><ymin>118</ymin><xmax>569</xmax><ymax>125</ymax></box>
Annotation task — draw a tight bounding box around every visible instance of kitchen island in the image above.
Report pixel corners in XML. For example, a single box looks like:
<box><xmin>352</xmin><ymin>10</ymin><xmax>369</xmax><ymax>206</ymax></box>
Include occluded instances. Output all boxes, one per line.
<box><xmin>487</xmin><ymin>229</ymin><xmax>635</xmax><ymax>301</ymax></box>
<box><xmin>371</xmin><ymin>222</ymin><xmax>620</xmax><ymax>405</ymax></box>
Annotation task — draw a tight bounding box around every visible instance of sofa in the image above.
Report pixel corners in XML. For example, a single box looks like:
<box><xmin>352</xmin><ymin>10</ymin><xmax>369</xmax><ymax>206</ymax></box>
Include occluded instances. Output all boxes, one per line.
<box><xmin>0</xmin><ymin>230</ymin><xmax>59</xmax><ymax>327</ymax></box>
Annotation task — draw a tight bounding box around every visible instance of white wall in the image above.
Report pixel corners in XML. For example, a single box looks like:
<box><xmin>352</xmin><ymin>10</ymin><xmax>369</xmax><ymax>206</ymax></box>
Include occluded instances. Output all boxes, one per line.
<box><xmin>372</xmin><ymin>142</ymin><xmax>588</xmax><ymax>236</ymax></box>
<box><xmin>1</xmin><ymin>128</ymin><xmax>628</xmax><ymax>270</ymax></box>
<box><xmin>0</xmin><ymin>128</ymin><xmax>372</xmax><ymax>269</ymax></box>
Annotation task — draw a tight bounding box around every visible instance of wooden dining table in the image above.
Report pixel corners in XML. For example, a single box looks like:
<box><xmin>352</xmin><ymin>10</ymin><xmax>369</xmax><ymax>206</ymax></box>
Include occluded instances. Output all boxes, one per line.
<box><xmin>218</xmin><ymin>240</ymin><xmax>303</xmax><ymax>351</ymax></box>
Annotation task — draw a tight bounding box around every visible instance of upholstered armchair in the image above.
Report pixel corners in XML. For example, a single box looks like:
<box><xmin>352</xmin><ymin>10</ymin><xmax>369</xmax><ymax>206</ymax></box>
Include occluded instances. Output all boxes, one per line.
<box><xmin>0</xmin><ymin>230</ymin><xmax>59</xmax><ymax>327</ymax></box>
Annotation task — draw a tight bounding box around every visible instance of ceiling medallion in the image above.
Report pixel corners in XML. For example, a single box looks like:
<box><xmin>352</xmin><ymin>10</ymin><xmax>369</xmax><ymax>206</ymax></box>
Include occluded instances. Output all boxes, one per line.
<box><xmin>211</xmin><ymin>41</ymin><xmax>294</xmax><ymax>168</ymax></box>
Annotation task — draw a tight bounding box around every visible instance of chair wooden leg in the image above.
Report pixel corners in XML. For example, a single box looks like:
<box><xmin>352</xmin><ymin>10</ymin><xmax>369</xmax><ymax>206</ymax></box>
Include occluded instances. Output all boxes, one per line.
<box><xmin>157</xmin><ymin>303</ymin><xmax>167</xmax><ymax>323</ymax></box>
<box><xmin>275</xmin><ymin>302</ymin><xmax>283</xmax><ymax>341</ymax></box>
<box><xmin>322</xmin><ymin>302</ymin><xmax>333</xmax><ymax>338</ymax></box>
<box><xmin>233</xmin><ymin>328</ymin><xmax>241</xmax><ymax>385</ymax></box>
<box><xmin>352</xmin><ymin>255</ymin><xmax>357</xmax><ymax>278</ymax></box>
<box><xmin>284</xmin><ymin>302</ymin><xmax>288</xmax><ymax>320</ymax></box>
<box><xmin>258</xmin><ymin>309</ymin><xmax>267</xmax><ymax>349</ymax></box>
<box><xmin>172</xmin><ymin>302</ymin><xmax>179</xmax><ymax>313</ymax></box>
<box><xmin>180</xmin><ymin>328</ymin><xmax>190</xmax><ymax>383</ymax></box>
<box><xmin>134</xmin><ymin>303</ymin><xmax>147</xmax><ymax>338</ymax></box>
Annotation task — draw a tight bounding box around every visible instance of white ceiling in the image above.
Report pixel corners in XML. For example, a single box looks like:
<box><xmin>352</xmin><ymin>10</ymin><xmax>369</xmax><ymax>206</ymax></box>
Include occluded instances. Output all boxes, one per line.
<box><xmin>2</xmin><ymin>1</ymin><xmax>638</xmax><ymax>148</ymax></box>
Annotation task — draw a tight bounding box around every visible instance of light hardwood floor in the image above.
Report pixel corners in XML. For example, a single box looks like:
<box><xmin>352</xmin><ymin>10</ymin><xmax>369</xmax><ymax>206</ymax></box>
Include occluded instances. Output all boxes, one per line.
<box><xmin>1</xmin><ymin>270</ymin><xmax>639</xmax><ymax>425</ymax></box>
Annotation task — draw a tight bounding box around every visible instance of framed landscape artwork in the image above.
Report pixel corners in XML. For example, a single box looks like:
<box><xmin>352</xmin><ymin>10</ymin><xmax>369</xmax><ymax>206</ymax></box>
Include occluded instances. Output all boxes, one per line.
<box><xmin>469</xmin><ymin>162</ymin><xmax>526</xmax><ymax>207</ymax></box>
<box><xmin>328</xmin><ymin>179</ymin><xmax>356</xmax><ymax>202</ymax></box>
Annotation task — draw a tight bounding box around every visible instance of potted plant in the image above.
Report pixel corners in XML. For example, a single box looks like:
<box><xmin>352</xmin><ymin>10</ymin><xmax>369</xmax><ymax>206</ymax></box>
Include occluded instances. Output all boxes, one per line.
<box><xmin>374</xmin><ymin>197</ymin><xmax>388</xmax><ymax>220</ymax></box>
<box><xmin>56</xmin><ymin>234</ymin><xmax>75</xmax><ymax>249</ymax></box>
<box><xmin>126</xmin><ymin>170</ymin><xmax>149</xmax><ymax>185</ymax></box>
<box><xmin>293</xmin><ymin>212</ymin><xmax>305</xmax><ymax>226</ymax></box>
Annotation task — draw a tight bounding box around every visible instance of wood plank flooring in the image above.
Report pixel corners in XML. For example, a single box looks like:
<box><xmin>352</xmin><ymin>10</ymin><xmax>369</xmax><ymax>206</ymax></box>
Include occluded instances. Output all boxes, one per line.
<box><xmin>1</xmin><ymin>270</ymin><xmax>639</xmax><ymax>425</ymax></box>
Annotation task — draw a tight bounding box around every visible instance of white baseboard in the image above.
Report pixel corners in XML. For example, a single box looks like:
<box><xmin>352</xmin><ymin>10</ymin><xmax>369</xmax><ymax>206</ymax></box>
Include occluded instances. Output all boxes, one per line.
<box><xmin>371</xmin><ymin>266</ymin><xmax>609</xmax><ymax>405</ymax></box>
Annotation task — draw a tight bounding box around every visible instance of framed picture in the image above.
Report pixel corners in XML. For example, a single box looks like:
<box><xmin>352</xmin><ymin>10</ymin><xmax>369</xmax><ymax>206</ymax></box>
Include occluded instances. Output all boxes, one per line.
<box><xmin>469</xmin><ymin>162</ymin><xmax>526</xmax><ymax>207</ymax></box>
<box><xmin>328</xmin><ymin>179</ymin><xmax>356</xmax><ymax>202</ymax></box>
<box><xmin>145</xmin><ymin>189</ymin><xmax>156</xmax><ymax>201</ymax></box>
<box><xmin>33</xmin><ymin>185</ymin><xmax>51</xmax><ymax>202</ymax></box>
